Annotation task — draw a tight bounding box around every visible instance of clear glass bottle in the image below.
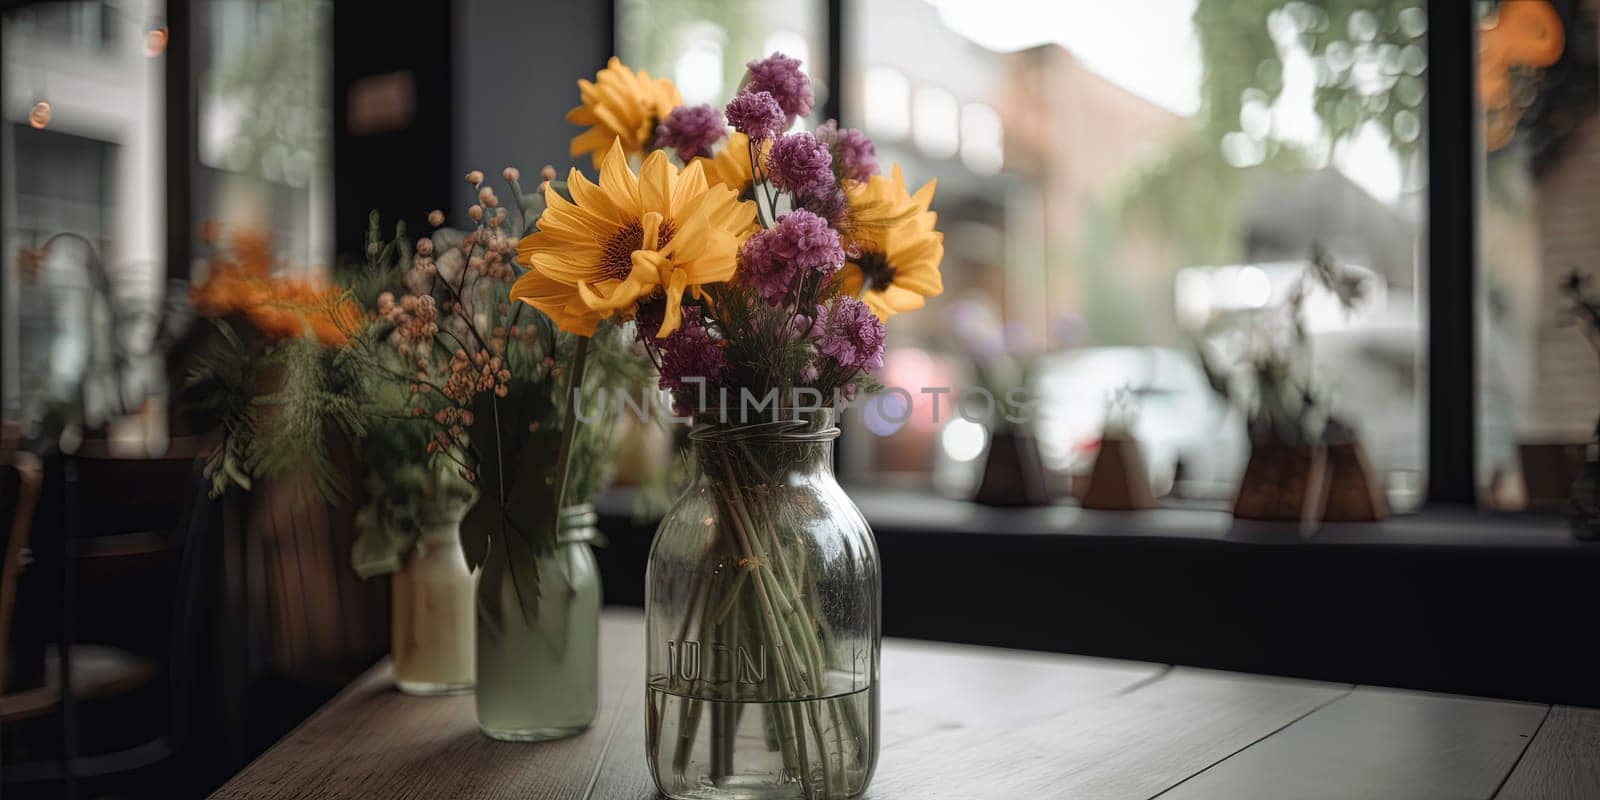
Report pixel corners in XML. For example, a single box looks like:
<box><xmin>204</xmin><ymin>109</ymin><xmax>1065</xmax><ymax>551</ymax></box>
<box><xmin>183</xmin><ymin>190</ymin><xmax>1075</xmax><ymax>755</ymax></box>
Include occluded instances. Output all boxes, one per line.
<box><xmin>646</xmin><ymin>413</ymin><xmax>881</xmax><ymax>800</ymax></box>
<box><xmin>475</xmin><ymin>504</ymin><xmax>602</xmax><ymax>740</ymax></box>
<box><xmin>391</xmin><ymin>500</ymin><xmax>476</xmax><ymax>696</ymax></box>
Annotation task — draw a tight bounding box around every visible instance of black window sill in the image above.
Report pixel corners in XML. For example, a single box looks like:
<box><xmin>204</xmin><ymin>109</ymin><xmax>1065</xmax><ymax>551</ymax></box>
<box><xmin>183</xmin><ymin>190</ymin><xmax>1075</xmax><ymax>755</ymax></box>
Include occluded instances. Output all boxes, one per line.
<box><xmin>593</xmin><ymin>488</ymin><xmax>1600</xmax><ymax>707</ymax></box>
<box><xmin>844</xmin><ymin>489</ymin><xmax>1588</xmax><ymax>550</ymax></box>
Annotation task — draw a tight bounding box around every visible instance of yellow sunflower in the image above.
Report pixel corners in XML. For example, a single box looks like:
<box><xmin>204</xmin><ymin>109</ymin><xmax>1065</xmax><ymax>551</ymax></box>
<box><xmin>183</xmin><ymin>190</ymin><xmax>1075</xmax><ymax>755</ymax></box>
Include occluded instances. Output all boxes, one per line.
<box><xmin>837</xmin><ymin>165</ymin><xmax>944</xmax><ymax>320</ymax></box>
<box><xmin>513</xmin><ymin>138</ymin><xmax>756</xmax><ymax>337</ymax></box>
<box><xmin>568</xmin><ymin>57</ymin><xmax>682</xmax><ymax>169</ymax></box>
<box><xmin>694</xmin><ymin>131</ymin><xmax>770</xmax><ymax>195</ymax></box>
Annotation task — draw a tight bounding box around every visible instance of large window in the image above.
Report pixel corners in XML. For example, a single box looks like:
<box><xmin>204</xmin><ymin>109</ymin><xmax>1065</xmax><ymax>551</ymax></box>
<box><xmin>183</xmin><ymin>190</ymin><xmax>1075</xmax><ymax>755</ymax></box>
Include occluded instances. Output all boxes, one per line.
<box><xmin>842</xmin><ymin>0</ymin><xmax>1428</xmax><ymax>508</ymax></box>
<box><xmin>195</xmin><ymin>0</ymin><xmax>333</xmax><ymax>269</ymax></box>
<box><xmin>1475</xmin><ymin>0</ymin><xmax>1599</xmax><ymax>510</ymax></box>
<box><xmin>2</xmin><ymin>0</ymin><xmax>168</xmax><ymax>451</ymax></box>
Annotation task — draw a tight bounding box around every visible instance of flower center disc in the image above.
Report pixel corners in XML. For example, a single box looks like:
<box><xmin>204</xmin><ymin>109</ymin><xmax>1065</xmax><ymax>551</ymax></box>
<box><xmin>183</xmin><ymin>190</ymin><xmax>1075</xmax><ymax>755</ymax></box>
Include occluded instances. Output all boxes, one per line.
<box><xmin>856</xmin><ymin>249</ymin><xmax>896</xmax><ymax>290</ymax></box>
<box><xmin>602</xmin><ymin>220</ymin><xmax>677</xmax><ymax>281</ymax></box>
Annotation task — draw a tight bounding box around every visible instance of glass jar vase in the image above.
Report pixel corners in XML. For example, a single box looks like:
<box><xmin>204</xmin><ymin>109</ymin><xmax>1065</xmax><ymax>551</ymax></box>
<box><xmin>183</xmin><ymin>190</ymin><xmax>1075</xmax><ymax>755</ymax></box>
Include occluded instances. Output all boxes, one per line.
<box><xmin>475</xmin><ymin>504</ymin><xmax>602</xmax><ymax>740</ymax></box>
<box><xmin>646</xmin><ymin>414</ymin><xmax>881</xmax><ymax>800</ymax></box>
<box><xmin>390</xmin><ymin>502</ymin><xmax>476</xmax><ymax>696</ymax></box>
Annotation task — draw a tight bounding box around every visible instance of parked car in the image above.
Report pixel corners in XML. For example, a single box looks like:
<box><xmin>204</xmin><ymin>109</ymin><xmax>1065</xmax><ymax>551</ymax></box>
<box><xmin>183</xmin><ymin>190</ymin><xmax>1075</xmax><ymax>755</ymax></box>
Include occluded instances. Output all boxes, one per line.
<box><xmin>1030</xmin><ymin>346</ymin><xmax>1248</xmax><ymax>499</ymax></box>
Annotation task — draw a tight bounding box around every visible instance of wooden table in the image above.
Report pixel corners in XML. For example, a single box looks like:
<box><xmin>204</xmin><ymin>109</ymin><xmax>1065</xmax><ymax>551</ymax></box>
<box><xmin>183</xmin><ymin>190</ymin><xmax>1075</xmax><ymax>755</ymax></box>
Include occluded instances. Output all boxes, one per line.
<box><xmin>212</xmin><ymin>610</ymin><xmax>1600</xmax><ymax>799</ymax></box>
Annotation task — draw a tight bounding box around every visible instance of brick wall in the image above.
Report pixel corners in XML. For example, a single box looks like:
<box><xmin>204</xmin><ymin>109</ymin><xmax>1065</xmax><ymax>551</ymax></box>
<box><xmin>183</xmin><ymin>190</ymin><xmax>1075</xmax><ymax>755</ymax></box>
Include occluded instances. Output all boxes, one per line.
<box><xmin>1533</xmin><ymin>113</ymin><xmax>1600</xmax><ymax>438</ymax></box>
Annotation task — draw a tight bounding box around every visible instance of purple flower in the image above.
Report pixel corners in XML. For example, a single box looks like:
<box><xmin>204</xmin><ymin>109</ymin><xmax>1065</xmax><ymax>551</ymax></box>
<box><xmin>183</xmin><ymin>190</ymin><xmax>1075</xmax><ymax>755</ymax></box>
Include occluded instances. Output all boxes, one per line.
<box><xmin>785</xmin><ymin>304</ymin><xmax>826</xmax><ymax>341</ymax></box>
<box><xmin>776</xmin><ymin>210</ymin><xmax>845</xmax><ymax>274</ymax></box>
<box><xmin>738</xmin><ymin>210</ymin><xmax>844</xmax><ymax>306</ymax></box>
<box><xmin>767</xmin><ymin>132</ymin><xmax>836</xmax><ymax>202</ymax></box>
<box><xmin>817</xmin><ymin>297</ymin><xmax>886</xmax><ymax>372</ymax></box>
<box><xmin>737</xmin><ymin>230</ymin><xmax>792</xmax><ymax>306</ymax></box>
<box><xmin>655</xmin><ymin>104</ymin><xmax>726</xmax><ymax>161</ymax></box>
<box><xmin>745</xmin><ymin>52</ymin><xmax>814</xmax><ymax>124</ymax></box>
<box><xmin>725</xmin><ymin>90</ymin><xmax>785</xmax><ymax>140</ymax></box>
<box><xmin>805</xmin><ymin>185</ymin><xmax>849</xmax><ymax>224</ymax></box>
<box><xmin>658</xmin><ymin>314</ymin><xmax>731</xmax><ymax>392</ymax></box>
<box><xmin>816</xmin><ymin>120</ymin><xmax>878</xmax><ymax>182</ymax></box>
<box><xmin>798</xmin><ymin>362</ymin><xmax>820</xmax><ymax>384</ymax></box>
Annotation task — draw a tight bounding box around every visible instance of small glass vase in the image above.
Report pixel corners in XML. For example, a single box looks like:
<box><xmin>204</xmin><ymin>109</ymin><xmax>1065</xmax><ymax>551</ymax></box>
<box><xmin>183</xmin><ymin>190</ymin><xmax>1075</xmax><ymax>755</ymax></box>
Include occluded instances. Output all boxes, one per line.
<box><xmin>646</xmin><ymin>412</ymin><xmax>881</xmax><ymax>800</ymax></box>
<box><xmin>390</xmin><ymin>503</ymin><xmax>476</xmax><ymax>696</ymax></box>
<box><xmin>475</xmin><ymin>504</ymin><xmax>602</xmax><ymax>741</ymax></box>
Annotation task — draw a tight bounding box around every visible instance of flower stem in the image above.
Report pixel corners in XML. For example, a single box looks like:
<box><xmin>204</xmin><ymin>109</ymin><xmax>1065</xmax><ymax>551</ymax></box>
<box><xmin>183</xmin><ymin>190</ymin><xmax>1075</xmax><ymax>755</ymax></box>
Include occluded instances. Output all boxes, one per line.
<box><xmin>551</xmin><ymin>336</ymin><xmax>590</xmax><ymax>519</ymax></box>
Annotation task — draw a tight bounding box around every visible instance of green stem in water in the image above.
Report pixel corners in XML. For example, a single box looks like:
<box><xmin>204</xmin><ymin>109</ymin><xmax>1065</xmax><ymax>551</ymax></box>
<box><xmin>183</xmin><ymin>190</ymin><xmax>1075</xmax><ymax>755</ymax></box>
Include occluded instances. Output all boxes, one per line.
<box><xmin>550</xmin><ymin>336</ymin><xmax>590</xmax><ymax>520</ymax></box>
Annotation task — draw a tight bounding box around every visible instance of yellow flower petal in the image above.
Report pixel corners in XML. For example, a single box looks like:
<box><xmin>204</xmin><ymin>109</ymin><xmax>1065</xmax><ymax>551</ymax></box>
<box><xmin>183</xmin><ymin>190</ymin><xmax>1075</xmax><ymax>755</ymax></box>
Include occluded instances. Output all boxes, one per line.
<box><xmin>842</xmin><ymin>163</ymin><xmax>944</xmax><ymax>319</ymax></box>
<box><xmin>657</xmin><ymin>268</ymin><xmax>691</xmax><ymax>338</ymax></box>
<box><xmin>567</xmin><ymin>57</ymin><xmax>683</xmax><ymax>168</ymax></box>
<box><xmin>513</xmin><ymin>134</ymin><xmax>756</xmax><ymax>337</ymax></box>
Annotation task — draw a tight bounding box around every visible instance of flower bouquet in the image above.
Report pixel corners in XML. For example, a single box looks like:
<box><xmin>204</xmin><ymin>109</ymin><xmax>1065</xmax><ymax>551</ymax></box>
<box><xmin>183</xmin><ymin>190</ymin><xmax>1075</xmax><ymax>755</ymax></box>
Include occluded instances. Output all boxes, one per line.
<box><xmin>513</xmin><ymin>53</ymin><xmax>943</xmax><ymax>799</ymax></box>
<box><xmin>332</xmin><ymin>193</ymin><xmax>643</xmax><ymax>731</ymax></box>
<box><xmin>179</xmin><ymin>189</ymin><xmax>643</xmax><ymax>713</ymax></box>
<box><xmin>178</xmin><ymin>227</ymin><xmax>364</xmax><ymax>498</ymax></box>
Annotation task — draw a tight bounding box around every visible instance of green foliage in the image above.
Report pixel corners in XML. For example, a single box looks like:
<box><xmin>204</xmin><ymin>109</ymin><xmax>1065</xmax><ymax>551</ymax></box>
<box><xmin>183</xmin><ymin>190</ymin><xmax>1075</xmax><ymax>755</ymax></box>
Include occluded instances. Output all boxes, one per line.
<box><xmin>179</xmin><ymin>318</ymin><xmax>260</xmax><ymax>497</ymax></box>
<box><xmin>1110</xmin><ymin>0</ymin><xmax>1423</xmax><ymax>349</ymax></box>
<box><xmin>1078</xmin><ymin>203</ymin><xmax>1153</xmax><ymax>346</ymax></box>
<box><xmin>704</xmin><ymin>275</ymin><xmax>848</xmax><ymax>409</ymax></box>
<box><xmin>337</xmin><ymin>205</ymin><xmax>645</xmax><ymax>625</ymax></box>
<box><xmin>209</xmin><ymin>0</ymin><xmax>328</xmax><ymax>178</ymax></box>
<box><xmin>352</xmin><ymin>460</ymin><xmax>477</xmax><ymax>579</ymax></box>
<box><xmin>248</xmin><ymin>336</ymin><xmax>370</xmax><ymax>501</ymax></box>
<box><xmin>176</xmin><ymin>194</ymin><xmax>645</xmax><ymax>618</ymax></box>
<box><xmin>348</xmin><ymin>211</ymin><xmax>413</xmax><ymax>306</ymax></box>
<box><xmin>1194</xmin><ymin>0</ymin><xmax>1428</xmax><ymax>156</ymax></box>
<box><xmin>1116</xmin><ymin>131</ymin><xmax>1274</xmax><ymax>268</ymax></box>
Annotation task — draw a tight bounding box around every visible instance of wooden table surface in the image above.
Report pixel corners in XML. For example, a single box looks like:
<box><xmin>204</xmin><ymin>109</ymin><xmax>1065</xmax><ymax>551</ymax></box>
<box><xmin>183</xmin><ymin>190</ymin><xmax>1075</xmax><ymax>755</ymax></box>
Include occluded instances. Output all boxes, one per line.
<box><xmin>212</xmin><ymin>610</ymin><xmax>1600</xmax><ymax>800</ymax></box>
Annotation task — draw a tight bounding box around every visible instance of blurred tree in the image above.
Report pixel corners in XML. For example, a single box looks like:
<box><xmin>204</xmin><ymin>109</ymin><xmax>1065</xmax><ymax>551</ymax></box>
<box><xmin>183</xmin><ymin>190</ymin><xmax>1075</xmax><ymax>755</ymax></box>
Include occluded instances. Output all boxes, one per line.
<box><xmin>1117</xmin><ymin>0</ymin><xmax>1425</xmax><ymax>269</ymax></box>
<box><xmin>1194</xmin><ymin>0</ymin><xmax>1428</xmax><ymax>158</ymax></box>
<box><xmin>210</xmin><ymin>0</ymin><xmax>329</xmax><ymax>186</ymax></box>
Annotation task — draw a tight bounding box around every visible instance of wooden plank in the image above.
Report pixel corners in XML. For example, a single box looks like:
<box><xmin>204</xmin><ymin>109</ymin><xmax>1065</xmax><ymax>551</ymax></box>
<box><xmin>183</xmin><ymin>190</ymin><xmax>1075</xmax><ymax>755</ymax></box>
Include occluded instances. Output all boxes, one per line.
<box><xmin>1497</xmin><ymin>705</ymin><xmax>1600</xmax><ymax>800</ymax></box>
<box><xmin>583</xmin><ymin>632</ymin><xmax>1164</xmax><ymax>799</ymax></box>
<box><xmin>877</xmin><ymin>638</ymin><xmax>1164</xmax><ymax>750</ymax></box>
<box><xmin>212</xmin><ymin>610</ymin><xmax>646</xmax><ymax>800</ymax></box>
<box><xmin>866</xmin><ymin>667</ymin><xmax>1349</xmax><ymax>799</ymax></box>
<box><xmin>1158</xmin><ymin>686</ymin><xmax>1549</xmax><ymax>800</ymax></box>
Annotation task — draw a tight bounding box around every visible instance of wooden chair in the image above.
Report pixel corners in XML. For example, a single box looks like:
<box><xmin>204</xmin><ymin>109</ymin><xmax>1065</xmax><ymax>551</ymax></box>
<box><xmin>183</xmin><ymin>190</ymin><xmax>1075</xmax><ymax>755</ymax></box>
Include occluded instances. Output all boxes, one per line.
<box><xmin>1</xmin><ymin>450</ymin><xmax>45</xmax><ymax>695</ymax></box>
<box><xmin>1</xmin><ymin>453</ymin><xmax>214</xmax><ymax>798</ymax></box>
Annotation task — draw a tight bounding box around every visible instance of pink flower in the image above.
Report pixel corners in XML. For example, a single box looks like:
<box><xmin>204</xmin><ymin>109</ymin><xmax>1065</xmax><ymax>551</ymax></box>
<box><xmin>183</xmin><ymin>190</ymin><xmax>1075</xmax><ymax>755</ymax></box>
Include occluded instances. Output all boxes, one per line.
<box><xmin>737</xmin><ymin>210</ymin><xmax>844</xmax><ymax>306</ymax></box>
<box><xmin>655</xmin><ymin>104</ymin><xmax>726</xmax><ymax>161</ymax></box>
<box><xmin>725</xmin><ymin>90</ymin><xmax>786</xmax><ymax>140</ymax></box>
<box><xmin>785</xmin><ymin>305</ymin><xmax>826</xmax><ymax>341</ymax></box>
<box><xmin>817</xmin><ymin>297</ymin><xmax>886</xmax><ymax>372</ymax></box>
<box><xmin>744</xmin><ymin>52</ymin><xmax>814</xmax><ymax>124</ymax></box>
<box><xmin>816</xmin><ymin>121</ymin><xmax>878</xmax><ymax>182</ymax></box>
<box><xmin>767</xmin><ymin>132</ymin><xmax>836</xmax><ymax>203</ymax></box>
<box><xmin>658</xmin><ymin>313</ymin><xmax>731</xmax><ymax>391</ymax></box>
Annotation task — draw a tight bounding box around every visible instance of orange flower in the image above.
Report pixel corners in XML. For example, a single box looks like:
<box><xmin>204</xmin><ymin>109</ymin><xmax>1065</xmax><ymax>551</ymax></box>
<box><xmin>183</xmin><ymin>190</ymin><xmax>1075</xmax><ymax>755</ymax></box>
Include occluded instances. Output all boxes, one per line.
<box><xmin>191</xmin><ymin>228</ymin><xmax>359</xmax><ymax>346</ymax></box>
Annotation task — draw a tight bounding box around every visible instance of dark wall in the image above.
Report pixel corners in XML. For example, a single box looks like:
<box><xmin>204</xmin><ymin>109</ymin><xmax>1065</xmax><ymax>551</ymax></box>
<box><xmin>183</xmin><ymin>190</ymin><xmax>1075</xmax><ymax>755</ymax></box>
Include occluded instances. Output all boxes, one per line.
<box><xmin>332</xmin><ymin>0</ymin><xmax>455</xmax><ymax>259</ymax></box>
<box><xmin>451</xmin><ymin>0</ymin><xmax>613</xmax><ymax>221</ymax></box>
